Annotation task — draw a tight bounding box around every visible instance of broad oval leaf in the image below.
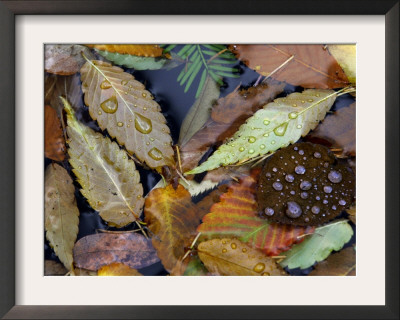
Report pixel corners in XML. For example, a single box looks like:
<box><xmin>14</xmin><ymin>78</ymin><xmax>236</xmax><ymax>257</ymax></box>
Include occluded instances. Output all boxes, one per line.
<box><xmin>198</xmin><ymin>171</ymin><xmax>314</xmax><ymax>256</ymax></box>
<box><xmin>45</xmin><ymin>163</ymin><xmax>80</xmax><ymax>271</ymax></box>
<box><xmin>73</xmin><ymin>233</ymin><xmax>159</xmax><ymax>271</ymax></box>
<box><xmin>80</xmin><ymin>59</ymin><xmax>174</xmax><ymax>169</ymax></box>
<box><xmin>98</xmin><ymin>263</ymin><xmax>143</xmax><ymax>276</ymax></box>
<box><xmin>280</xmin><ymin>220</ymin><xmax>353</xmax><ymax>270</ymax></box>
<box><xmin>198</xmin><ymin>238</ymin><xmax>286</xmax><ymax>276</ymax></box>
<box><xmin>144</xmin><ymin>184</ymin><xmax>200</xmax><ymax>272</ymax></box>
<box><xmin>187</xmin><ymin>89</ymin><xmax>337</xmax><ymax>174</ymax></box>
<box><xmin>63</xmin><ymin>98</ymin><xmax>144</xmax><ymax>227</ymax></box>
<box><xmin>309</xmin><ymin>246</ymin><xmax>356</xmax><ymax>276</ymax></box>
<box><xmin>44</xmin><ymin>105</ymin><xmax>66</xmax><ymax>161</ymax></box>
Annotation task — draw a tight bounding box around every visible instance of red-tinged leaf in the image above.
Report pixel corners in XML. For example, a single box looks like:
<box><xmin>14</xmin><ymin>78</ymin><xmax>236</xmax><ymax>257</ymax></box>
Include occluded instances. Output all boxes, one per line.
<box><xmin>144</xmin><ymin>184</ymin><xmax>200</xmax><ymax>272</ymax></box>
<box><xmin>86</xmin><ymin>44</ymin><xmax>165</xmax><ymax>58</ymax></box>
<box><xmin>45</xmin><ymin>105</ymin><xmax>66</xmax><ymax>161</ymax></box>
<box><xmin>229</xmin><ymin>44</ymin><xmax>349</xmax><ymax>89</ymax></box>
<box><xmin>198</xmin><ymin>170</ymin><xmax>314</xmax><ymax>256</ymax></box>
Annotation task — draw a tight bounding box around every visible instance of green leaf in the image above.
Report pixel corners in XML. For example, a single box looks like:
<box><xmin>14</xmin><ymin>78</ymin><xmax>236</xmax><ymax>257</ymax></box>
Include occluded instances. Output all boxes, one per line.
<box><xmin>183</xmin><ymin>256</ymin><xmax>209</xmax><ymax>276</ymax></box>
<box><xmin>96</xmin><ymin>50</ymin><xmax>169</xmax><ymax>70</ymax></box>
<box><xmin>186</xmin><ymin>89</ymin><xmax>337</xmax><ymax>175</ymax></box>
<box><xmin>179</xmin><ymin>75</ymin><xmax>220</xmax><ymax>145</ymax></box>
<box><xmin>280</xmin><ymin>220</ymin><xmax>353</xmax><ymax>270</ymax></box>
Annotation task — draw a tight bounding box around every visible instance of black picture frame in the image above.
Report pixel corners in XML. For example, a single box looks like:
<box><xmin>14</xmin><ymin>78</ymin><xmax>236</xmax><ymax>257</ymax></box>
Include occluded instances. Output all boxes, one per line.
<box><xmin>0</xmin><ymin>0</ymin><xmax>398</xmax><ymax>319</ymax></box>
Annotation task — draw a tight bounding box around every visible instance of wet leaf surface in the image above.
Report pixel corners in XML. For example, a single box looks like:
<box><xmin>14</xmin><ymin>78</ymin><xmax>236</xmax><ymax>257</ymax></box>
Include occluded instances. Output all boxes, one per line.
<box><xmin>97</xmin><ymin>262</ymin><xmax>143</xmax><ymax>276</ymax></box>
<box><xmin>309</xmin><ymin>246</ymin><xmax>356</xmax><ymax>276</ymax></box>
<box><xmin>87</xmin><ymin>44</ymin><xmax>165</xmax><ymax>57</ymax></box>
<box><xmin>44</xmin><ymin>105</ymin><xmax>66</xmax><ymax>161</ymax></box>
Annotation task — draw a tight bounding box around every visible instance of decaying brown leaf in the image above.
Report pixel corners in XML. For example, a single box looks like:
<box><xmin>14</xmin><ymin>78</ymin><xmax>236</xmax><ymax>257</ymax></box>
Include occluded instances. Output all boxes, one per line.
<box><xmin>45</xmin><ymin>163</ymin><xmax>80</xmax><ymax>271</ymax></box>
<box><xmin>86</xmin><ymin>44</ymin><xmax>165</xmax><ymax>57</ymax></box>
<box><xmin>73</xmin><ymin>233</ymin><xmax>159</xmax><ymax>271</ymax></box>
<box><xmin>309</xmin><ymin>246</ymin><xmax>356</xmax><ymax>276</ymax></box>
<box><xmin>44</xmin><ymin>260</ymin><xmax>67</xmax><ymax>276</ymax></box>
<box><xmin>347</xmin><ymin>205</ymin><xmax>356</xmax><ymax>224</ymax></box>
<box><xmin>98</xmin><ymin>263</ymin><xmax>143</xmax><ymax>276</ymax></box>
<box><xmin>198</xmin><ymin>238</ymin><xmax>286</xmax><ymax>276</ymax></box>
<box><xmin>44</xmin><ymin>105</ymin><xmax>66</xmax><ymax>161</ymax></box>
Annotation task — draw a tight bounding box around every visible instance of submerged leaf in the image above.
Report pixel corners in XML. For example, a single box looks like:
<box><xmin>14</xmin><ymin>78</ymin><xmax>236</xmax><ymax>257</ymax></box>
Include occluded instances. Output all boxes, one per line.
<box><xmin>45</xmin><ymin>163</ymin><xmax>80</xmax><ymax>271</ymax></box>
<box><xmin>73</xmin><ymin>233</ymin><xmax>159</xmax><ymax>271</ymax></box>
<box><xmin>144</xmin><ymin>184</ymin><xmax>200</xmax><ymax>272</ymax></box>
<box><xmin>98</xmin><ymin>263</ymin><xmax>143</xmax><ymax>276</ymax></box>
<box><xmin>44</xmin><ymin>105</ymin><xmax>66</xmax><ymax>161</ymax></box>
<box><xmin>328</xmin><ymin>45</ymin><xmax>356</xmax><ymax>84</ymax></box>
<box><xmin>87</xmin><ymin>44</ymin><xmax>165</xmax><ymax>57</ymax></box>
<box><xmin>63</xmin><ymin>98</ymin><xmax>144</xmax><ymax>227</ymax></box>
<box><xmin>309</xmin><ymin>246</ymin><xmax>356</xmax><ymax>276</ymax></box>
<box><xmin>187</xmin><ymin>89</ymin><xmax>337</xmax><ymax>174</ymax></box>
<box><xmin>80</xmin><ymin>59</ymin><xmax>174</xmax><ymax>169</ymax></box>
<box><xmin>198</xmin><ymin>171</ymin><xmax>313</xmax><ymax>256</ymax></box>
<box><xmin>198</xmin><ymin>238</ymin><xmax>286</xmax><ymax>276</ymax></box>
<box><xmin>229</xmin><ymin>44</ymin><xmax>349</xmax><ymax>88</ymax></box>
<box><xmin>280</xmin><ymin>220</ymin><xmax>353</xmax><ymax>270</ymax></box>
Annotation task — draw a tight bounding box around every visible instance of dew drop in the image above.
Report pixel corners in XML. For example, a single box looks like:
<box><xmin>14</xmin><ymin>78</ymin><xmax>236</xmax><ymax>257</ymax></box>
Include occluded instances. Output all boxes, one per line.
<box><xmin>134</xmin><ymin>113</ymin><xmax>152</xmax><ymax>134</ymax></box>
<box><xmin>294</xmin><ymin>146</ymin><xmax>298</xmax><ymax>151</ymax></box>
<box><xmin>300</xmin><ymin>180</ymin><xmax>312</xmax><ymax>190</ymax></box>
<box><xmin>316</xmin><ymin>196</ymin><xmax>321</xmax><ymax>201</ymax></box>
<box><xmin>98</xmin><ymin>110</ymin><xmax>102</xmax><ymax>115</ymax></box>
<box><xmin>264</xmin><ymin>207</ymin><xmax>275</xmax><ymax>216</ymax></box>
<box><xmin>314</xmin><ymin>152</ymin><xmax>321</xmax><ymax>158</ymax></box>
<box><xmin>295</xmin><ymin>165</ymin><xmax>306</xmax><ymax>175</ymax></box>
<box><xmin>248</xmin><ymin>149</ymin><xmax>255</xmax><ymax>154</ymax></box>
<box><xmin>100</xmin><ymin>80</ymin><xmax>112</xmax><ymax>89</ymax></box>
<box><xmin>323</xmin><ymin>199</ymin><xmax>328</xmax><ymax>204</ymax></box>
<box><xmin>323</xmin><ymin>186</ymin><xmax>333</xmax><ymax>193</ymax></box>
<box><xmin>231</xmin><ymin>243</ymin><xmax>237</xmax><ymax>249</ymax></box>
<box><xmin>339</xmin><ymin>199</ymin><xmax>347</xmax><ymax>206</ymax></box>
<box><xmin>263</xmin><ymin>119</ymin><xmax>270</xmax><ymax>125</ymax></box>
<box><xmin>260</xmin><ymin>144</ymin><xmax>266</xmax><ymax>149</ymax></box>
<box><xmin>311</xmin><ymin>206</ymin><xmax>320</xmax><ymax>214</ymax></box>
<box><xmin>271</xmin><ymin>140</ymin><xmax>276</xmax><ymax>144</ymax></box>
<box><xmin>253</xmin><ymin>263</ymin><xmax>265</xmax><ymax>273</ymax></box>
<box><xmin>265</xmin><ymin>172</ymin><xmax>271</xmax><ymax>178</ymax></box>
<box><xmin>239</xmin><ymin>147</ymin><xmax>245</xmax><ymax>152</ymax></box>
<box><xmin>273</xmin><ymin>122</ymin><xmax>288</xmax><ymax>136</ymax></box>
<box><xmin>285</xmin><ymin>174</ymin><xmax>295</xmax><ymax>183</ymax></box>
<box><xmin>222</xmin><ymin>248</ymin><xmax>227</xmax><ymax>253</ymax></box>
<box><xmin>290</xmin><ymin>190</ymin><xmax>296</xmax><ymax>195</ymax></box>
<box><xmin>263</xmin><ymin>133</ymin><xmax>269</xmax><ymax>137</ymax></box>
<box><xmin>272</xmin><ymin>182</ymin><xmax>283</xmax><ymax>191</ymax></box>
<box><xmin>298</xmin><ymin>150</ymin><xmax>304</xmax><ymax>155</ymax></box>
<box><xmin>222</xmin><ymin>240</ymin><xmax>226</xmax><ymax>244</ymax></box>
<box><xmin>148</xmin><ymin>147</ymin><xmax>163</xmax><ymax>161</ymax></box>
<box><xmin>100</xmin><ymin>95</ymin><xmax>118</xmax><ymax>114</ymax></box>
<box><xmin>248</xmin><ymin>136</ymin><xmax>256</xmax><ymax>143</ymax></box>
<box><xmin>288</xmin><ymin>112</ymin><xmax>298</xmax><ymax>119</ymax></box>
<box><xmin>292</xmin><ymin>103</ymin><xmax>298</xmax><ymax>107</ymax></box>
<box><xmin>297</xmin><ymin>124</ymin><xmax>302</xmax><ymax>129</ymax></box>
<box><xmin>332</xmin><ymin>205</ymin><xmax>337</xmax><ymax>210</ymax></box>
<box><xmin>285</xmin><ymin>201</ymin><xmax>302</xmax><ymax>218</ymax></box>
<box><xmin>300</xmin><ymin>192</ymin><xmax>309</xmax><ymax>199</ymax></box>
<box><xmin>117</xmin><ymin>122</ymin><xmax>123</xmax><ymax>127</ymax></box>
<box><xmin>328</xmin><ymin>170</ymin><xmax>343</xmax><ymax>183</ymax></box>
<box><xmin>142</xmin><ymin>92</ymin><xmax>147</xmax><ymax>98</ymax></box>
<box><xmin>304</xmin><ymin>217</ymin><xmax>310</xmax><ymax>222</ymax></box>
<box><xmin>272</xmin><ymin>167</ymin><xmax>278</xmax><ymax>172</ymax></box>
<box><xmin>308</xmin><ymin>99</ymin><xmax>314</xmax><ymax>102</ymax></box>
<box><xmin>242</xmin><ymin>248</ymin><xmax>247</xmax><ymax>253</ymax></box>
<box><xmin>121</xmin><ymin>80</ymin><xmax>129</xmax><ymax>85</ymax></box>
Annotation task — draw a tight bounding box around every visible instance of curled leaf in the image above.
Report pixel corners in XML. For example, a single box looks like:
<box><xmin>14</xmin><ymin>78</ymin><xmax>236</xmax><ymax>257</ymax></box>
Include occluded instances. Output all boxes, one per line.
<box><xmin>80</xmin><ymin>59</ymin><xmax>174</xmax><ymax>169</ymax></box>
<box><xmin>198</xmin><ymin>238</ymin><xmax>286</xmax><ymax>276</ymax></box>
<box><xmin>63</xmin><ymin>98</ymin><xmax>144</xmax><ymax>227</ymax></box>
<box><xmin>187</xmin><ymin>89</ymin><xmax>337</xmax><ymax>174</ymax></box>
<box><xmin>44</xmin><ymin>105</ymin><xmax>66</xmax><ymax>161</ymax></box>
<box><xmin>45</xmin><ymin>163</ymin><xmax>80</xmax><ymax>271</ymax></box>
<box><xmin>98</xmin><ymin>263</ymin><xmax>143</xmax><ymax>276</ymax></box>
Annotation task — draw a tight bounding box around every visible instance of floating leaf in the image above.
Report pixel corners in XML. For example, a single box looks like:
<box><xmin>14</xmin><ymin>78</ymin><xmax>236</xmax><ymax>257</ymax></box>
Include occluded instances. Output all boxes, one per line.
<box><xmin>198</xmin><ymin>238</ymin><xmax>286</xmax><ymax>276</ymax></box>
<box><xmin>307</xmin><ymin>102</ymin><xmax>356</xmax><ymax>156</ymax></box>
<box><xmin>95</xmin><ymin>50</ymin><xmax>170</xmax><ymax>70</ymax></box>
<box><xmin>45</xmin><ymin>44</ymin><xmax>95</xmax><ymax>75</ymax></box>
<box><xmin>44</xmin><ymin>105</ymin><xmax>66</xmax><ymax>161</ymax></box>
<box><xmin>80</xmin><ymin>59</ymin><xmax>174</xmax><ymax>169</ymax></box>
<box><xmin>144</xmin><ymin>184</ymin><xmax>200</xmax><ymax>272</ymax></box>
<box><xmin>87</xmin><ymin>44</ymin><xmax>165</xmax><ymax>57</ymax></box>
<box><xmin>309</xmin><ymin>246</ymin><xmax>356</xmax><ymax>276</ymax></box>
<box><xmin>98</xmin><ymin>263</ymin><xmax>143</xmax><ymax>276</ymax></box>
<box><xmin>198</xmin><ymin>171</ymin><xmax>313</xmax><ymax>256</ymax></box>
<box><xmin>73</xmin><ymin>233</ymin><xmax>159</xmax><ymax>271</ymax></box>
<box><xmin>45</xmin><ymin>163</ymin><xmax>80</xmax><ymax>271</ymax></box>
<box><xmin>63</xmin><ymin>98</ymin><xmax>144</xmax><ymax>227</ymax></box>
<box><xmin>229</xmin><ymin>44</ymin><xmax>349</xmax><ymax>88</ymax></box>
<box><xmin>45</xmin><ymin>260</ymin><xmax>67</xmax><ymax>276</ymax></box>
<box><xmin>280</xmin><ymin>220</ymin><xmax>353</xmax><ymax>270</ymax></box>
<box><xmin>178</xmin><ymin>76</ymin><xmax>220</xmax><ymax>145</ymax></box>
<box><xmin>187</xmin><ymin>89</ymin><xmax>337</xmax><ymax>174</ymax></box>
<box><xmin>180</xmin><ymin>81</ymin><xmax>285</xmax><ymax>173</ymax></box>
<box><xmin>328</xmin><ymin>45</ymin><xmax>356</xmax><ymax>84</ymax></box>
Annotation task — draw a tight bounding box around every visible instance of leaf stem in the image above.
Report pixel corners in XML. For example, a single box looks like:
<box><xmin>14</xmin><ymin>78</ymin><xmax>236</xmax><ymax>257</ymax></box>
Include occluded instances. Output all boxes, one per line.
<box><xmin>261</xmin><ymin>55</ymin><xmax>294</xmax><ymax>83</ymax></box>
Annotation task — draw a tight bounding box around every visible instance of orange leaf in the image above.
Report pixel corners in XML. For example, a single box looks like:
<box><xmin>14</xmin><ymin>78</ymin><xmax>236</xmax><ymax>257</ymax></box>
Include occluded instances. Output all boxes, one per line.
<box><xmin>98</xmin><ymin>263</ymin><xmax>143</xmax><ymax>276</ymax></box>
<box><xmin>229</xmin><ymin>44</ymin><xmax>349</xmax><ymax>89</ymax></box>
<box><xmin>87</xmin><ymin>44</ymin><xmax>164</xmax><ymax>58</ymax></box>
<box><xmin>144</xmin><ymin>184</ymin><xmax>200</xmax><ymax>272</ymax></box>
<box><xmin>45</xmin><ymin>105</ymin><xmax>66</xmax><ymax>161</ymax></box>
<box><xmin>198</xmin><ymin>170</ymin><xmax>314</xmax><ymax>256</ymax></box>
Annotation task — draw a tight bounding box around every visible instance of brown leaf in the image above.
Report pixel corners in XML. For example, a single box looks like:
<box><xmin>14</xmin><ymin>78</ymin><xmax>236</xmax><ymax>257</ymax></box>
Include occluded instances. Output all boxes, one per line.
<box><xmin>307</xmin><ymin>102</ymin><xmax>356</xmax><ymax>156</ymax></box>
<box><xmin>44</xmin><ymin>260</ymin><xmax>67</xmax><ymax>276</ymax></box>
<box><xmin>229</xmin><ymin>44</ymin><xmax>349</xmax><ymax>89</ymax></box>
<box><xmin>73</xmin><ymin>233</ymin><xmax>159</xmax><ymax>271</ymax></box>
<box><xmin>97</xmin><ymin>263</ymin><xmax>143</xmax><ymax>276</ymax></box>
<box><xmin>194</xmin><ymin>184</ymin><xmax>228</xmax><ymax>221</ymax></box>
<box><xmin>73</xmin><ymin>268</ymin><xmax>97</xmax><ymax>276</ymax></box>
<box><xmin>347</xmin><ymin>205</ymin><xmax>356</xmax><ymax>224</ymax></box>
<box><xmin>309</xmin><ymin>247</ymin><xmax>356</xmax><ymax>276</ymax></box>
<box><xmin>144</xmin><ymin>184</ymin><xmax>199</xmax><ymax>272</ymax></box>
<box><xmin>45</xmin><ymin>44</ymin><xmax>95</xmax><ymax>75</ymax></box>
<box><xmin>203</xmin><ymin>164</ymin><xmax>252</xmax><ymax>183</ymax></box>
<box><xmin>198</xmin><ymin>238</ymin><xmax>286</xmax><ymax>276</ymax></box>
<box><xmin>87</xmin><ymin>44</ymin><xmax>165</xmax><ymax>57</ymax></box>
<box><xmin>180</xmin><ymin>81</ymin><xmax>285</xmax><ymax>173</ymax></box>
<box><xmin>45</xmin><ymin>105</ymin><xmax>66</xmax><ymax>161</ymax></box>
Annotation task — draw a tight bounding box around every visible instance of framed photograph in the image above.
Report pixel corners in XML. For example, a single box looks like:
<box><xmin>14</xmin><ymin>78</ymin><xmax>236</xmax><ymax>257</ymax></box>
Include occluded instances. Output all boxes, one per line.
<box><xmin>1</xmin><ymin>0</ymin><xmax>398</xmax><ymax>319</ymax></box>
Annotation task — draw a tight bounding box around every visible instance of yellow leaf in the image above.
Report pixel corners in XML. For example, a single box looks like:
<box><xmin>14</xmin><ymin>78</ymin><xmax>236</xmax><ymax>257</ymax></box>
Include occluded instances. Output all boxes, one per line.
<box><xmin>328</xmin><ymin>45</ymin><xmax>356</xmax><ymax>84</ymax></box>
<box><xmin>86</xmin><ymin>44</ymin><xmax>164</xmax><ymax>57</ymax></box>
<box><xmin>98</xmin><ymin>263</ymin><xmax>143</xmax><ymax>276</ymax></box>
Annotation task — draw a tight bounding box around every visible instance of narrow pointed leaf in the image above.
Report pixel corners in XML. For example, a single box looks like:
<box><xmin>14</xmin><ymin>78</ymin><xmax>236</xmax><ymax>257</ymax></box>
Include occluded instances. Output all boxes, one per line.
<box><xmin>80</xmin><ymin>59</ymin><xmax>174</xmax><ymax>168</ymax></box>
<box><xmin>45</xmin><ymin>163</ymin><xmax>80</xmax><ymax>271</ymax></box>
<box><xmin>63</xmin><ymin>98</ymin><xmax>144</xmax><ymax>227</ymax></box>
<box><xmin>187</xmin><ymin>89</ymin><xmax>337</xmax><ymax>174</ymax></box>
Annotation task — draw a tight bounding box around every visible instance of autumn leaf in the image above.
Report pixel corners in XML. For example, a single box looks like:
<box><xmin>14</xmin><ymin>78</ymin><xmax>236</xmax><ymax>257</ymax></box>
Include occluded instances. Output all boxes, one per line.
<box><xmin>280</xmin><ymin>220</ymin><xmax>354</xmax><ymax>270</ymax></box>
<box><xmin>80</xmin><ymin>59</ymin><xmax>174</xmax><ymax>169</ymax></box>
<box><xmin>328</xmin><ymin>45</ymin><xmax>356</xmax><ymax>84</ymax></box>
<box><xmin>229</xmin><ymin>44</ymin><xmax>349</xmax><ymax>89</ymax></box>
<box><xmin>198</xmin><ymin>171</ymin><xmax>313</xmax><ymax>256</ymax></box>
<box><xmin>87</xmin><ymin>44</ymin><xmax>165</xmax><ymax>57</ymax></box>
<box><xmin>187</xmin><ymin>89</ymin><xmax>337</xmax><ymax>175</ymax></box>
<box><xmin>73</xmin><ymin>233</ymin><xmax>159</xmax><ymax>271</ymax></box>
<box><xmin>63</xmin><ymin>97</ymin><xmax>144</xmax><ymax>227</ymax></box>
<box><xmin>45</xmin><ymin>163</ymin><xmax>80</xmax><ymax>271</ymax></box>
<box><xmin>347</xmin><ymin>205</ymin><xmax>356</xmax><ymax>224</ymax></box>
<box><xmin>44</xmin><ymin>260</ymin><xmax>67</xmax><ymax>276</ymax></box>
<box><xmin>309</xmin><ymin>246</ymin><xmax>356</xmax><ymax>276</ymax></box>
<box><xmin>180</xmin><ymin>81</ymin><xmax>285</xmax><ymax>173</ymax></box>
<box><xmin>183</xmin><ymin>256</ymin><xmax>210</xmax><ymax>276</ymax></box>
<box><xmin>144</xmin><ymin>184</ymin><xmax>200</xmax><ymax>272</ymax></box>
<box><xmin>45</xmin><ymin>44</ymin><xmax>95</xmax><ymax>75</ymax></box>
<box><xmin>98</xmin><ymin>263</ymin><xmax>143</xmax><ymax>276</ymax></box>
<box><xmin>198</xmin><ymin>238</ymin><xmax>286</xmax><ymax>276</ymax></box>
<box><xmin>44</xmin><ymin>105</ymin><xmax>66</xmax><ymax>161</ymax></box>
<box><xmin>307</xmin><ymin>102</ymin><xmax>356</xmax><ymax>156</ymax></box>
